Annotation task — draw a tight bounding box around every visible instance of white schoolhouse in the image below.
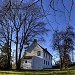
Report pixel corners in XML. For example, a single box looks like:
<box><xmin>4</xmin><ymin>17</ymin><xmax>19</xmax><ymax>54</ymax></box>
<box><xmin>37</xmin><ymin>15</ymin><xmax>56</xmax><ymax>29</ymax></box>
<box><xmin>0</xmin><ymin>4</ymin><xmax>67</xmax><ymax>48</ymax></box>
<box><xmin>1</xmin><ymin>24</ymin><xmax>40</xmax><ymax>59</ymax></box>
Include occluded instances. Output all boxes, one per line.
<box><xmin>21</xmin><ymin>40</ymin><xmax>52</xmax><ymax>69</ymax></box>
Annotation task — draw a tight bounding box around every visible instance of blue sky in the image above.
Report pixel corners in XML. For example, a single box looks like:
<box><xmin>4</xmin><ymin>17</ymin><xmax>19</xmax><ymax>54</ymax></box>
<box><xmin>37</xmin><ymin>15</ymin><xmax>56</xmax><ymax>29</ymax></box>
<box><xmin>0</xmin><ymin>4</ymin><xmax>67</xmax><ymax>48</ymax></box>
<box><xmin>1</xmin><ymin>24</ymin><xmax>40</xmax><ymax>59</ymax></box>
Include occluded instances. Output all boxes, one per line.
<box><xmin>37</xmin><ymin>0</ymin><xmax>75</xmax><ymax>64</ymax></box>
<box><xmin>4</xmin><ymin>0</ymin><xmax>75</xmax><ymax>64</ymax></box>
<box><xmin>0</xmin><ymin>0</ymin><xmax>74</xmax><ymax>64</ymax></box>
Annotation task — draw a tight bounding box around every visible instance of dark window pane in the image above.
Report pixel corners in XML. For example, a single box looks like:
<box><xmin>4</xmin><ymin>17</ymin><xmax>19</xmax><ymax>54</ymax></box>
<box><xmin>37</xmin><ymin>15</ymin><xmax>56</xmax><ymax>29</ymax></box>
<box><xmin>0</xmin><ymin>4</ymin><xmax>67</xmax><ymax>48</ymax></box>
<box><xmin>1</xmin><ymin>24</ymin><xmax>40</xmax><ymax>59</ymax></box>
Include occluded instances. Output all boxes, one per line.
<box><xmin>25</xmin><ymin>60</ymin><xmax>27</xmax><ymax>63</ymax></box>
<box><xmin>49</xmin><ymin>56</ymin><xmax>50</xmax><ymax>59</ymax></box>
<box><xmin>46</xmin><ymin>54</ymin><xmax>47</xmax><ymax>58</ymax></box>
<box><xmin>48</xmin><ymin>61</ymin><xmax>49</xmax><ymax>65</ymax></box>
<box><xmin>37</xmin><ymin>51</ymin><xmax>41</xmax><ymax>56</ymax></box>
<box><xmin>46</xmin><ymin>61</ymin><xmax>47</xmax><ymax>65</ymax></box>
<box><xmin>44</xmin><ymin>60</ymin><xmax>45</xmax><ymax>64</ymax></box>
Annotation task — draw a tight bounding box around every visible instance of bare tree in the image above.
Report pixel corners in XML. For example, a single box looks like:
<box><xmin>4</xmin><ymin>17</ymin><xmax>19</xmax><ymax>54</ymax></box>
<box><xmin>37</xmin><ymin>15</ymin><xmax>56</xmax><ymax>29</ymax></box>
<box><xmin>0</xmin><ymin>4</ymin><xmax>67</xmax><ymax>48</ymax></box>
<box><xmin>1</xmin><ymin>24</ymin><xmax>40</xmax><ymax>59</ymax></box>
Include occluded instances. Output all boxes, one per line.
<box><xmin>53</xmin><ymin>25</ymin><xmax>75</xmax><ymax>70</ymax></box>
<box><xmin>0</xmin><ymin>0</ymin><xmax>49</xmax><ymax>69</ymax></box>
<box><xmin>0</xmin><ymin>0</ymin><xmax>74</xmax><ymax>70</ymax></box>
<box><xmin>0</xmin><ymin>17</ymin><xmax>14</xmax><ymax>69</ymax></box>
<box><xmin>0</xmin><ymin>0</ymin><xmax>74</xmax><ymax>27</ymax></box>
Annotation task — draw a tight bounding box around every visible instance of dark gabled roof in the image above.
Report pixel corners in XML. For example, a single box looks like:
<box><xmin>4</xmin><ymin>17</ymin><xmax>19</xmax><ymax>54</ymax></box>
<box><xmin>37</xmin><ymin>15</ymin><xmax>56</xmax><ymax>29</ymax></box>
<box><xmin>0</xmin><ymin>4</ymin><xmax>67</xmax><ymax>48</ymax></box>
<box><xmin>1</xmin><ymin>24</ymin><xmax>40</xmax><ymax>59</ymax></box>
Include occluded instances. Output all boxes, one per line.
<box><xmin>25</xmin><ymin>40</ymin><xmax>52</xmax><ymax>57</ymax></box>
<box><xmin>24</xmin><ymin>56</ymin><xmax>33</xmax><ymax>59</ymax></box>
<box><xmin>38</xmin><ymin>44</ymin><xmax>52</xmax><ymax>56</ymax></box>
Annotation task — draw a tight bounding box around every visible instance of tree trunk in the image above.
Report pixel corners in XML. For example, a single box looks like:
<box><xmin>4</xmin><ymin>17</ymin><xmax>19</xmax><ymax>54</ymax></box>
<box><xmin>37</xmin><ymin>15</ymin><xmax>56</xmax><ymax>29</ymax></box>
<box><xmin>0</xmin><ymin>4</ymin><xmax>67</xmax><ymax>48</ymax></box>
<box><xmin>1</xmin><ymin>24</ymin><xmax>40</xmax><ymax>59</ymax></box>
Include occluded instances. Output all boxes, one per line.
<box><xmin>63</xmin><ymin>47</ymin><xmax>67</xmax><ymax>69</ymax></box>
<box><xmin>60</xmin><ymin>57</ymin><xmax>63</xmax><ymax>70</ymax></box>
<box><xmin>18</xmin><ymin>40</ymin><xmax>24</xmax><ymax>69</ymax></box>
<box><xmin>9</xmin><ymin>30</ymin><xmax>12</xmax><ymax>69</ymax></box>
<box><xmin>17</xmin><ymin>58</ymin><xmax>21</xmax><ymax>70</ymax></box>
<box><xmin>7</xmin><ymin>31</ymin><xmax>10</xmax><ymax>69</ymax></box>
<box><xmin>17</xmin><ymin>24</ymin><xmax>26</xmax><ymax>69</ymax></box>
<box><xmin>17</xmin><ymin>53</ymin><xmax>21</xmax><ymax>69</ymax></box>
<box><xmin>16</xmin><ymin>30</ymin><xmax>18</xmax><ymax>69</ymax></box>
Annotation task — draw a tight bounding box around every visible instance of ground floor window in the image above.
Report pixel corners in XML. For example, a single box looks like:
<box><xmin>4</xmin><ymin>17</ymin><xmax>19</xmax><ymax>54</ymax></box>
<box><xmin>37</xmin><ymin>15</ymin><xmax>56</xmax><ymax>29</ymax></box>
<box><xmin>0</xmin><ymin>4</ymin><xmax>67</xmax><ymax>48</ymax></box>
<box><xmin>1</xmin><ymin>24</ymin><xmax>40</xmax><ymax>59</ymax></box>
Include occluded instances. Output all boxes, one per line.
<box><xmin>25</xmin><ymin>60</ymin><xmax>27</xmax><ymax>63</ymax></box>
<box><xmin>44</xmin><ymin>60</ymin><xmax>50</xmax><ymax>65</ymax></box>
<box><xmin>46</xmin><ymin>61</ymin><xmax>47</xmax><ymax>65</ymax></box>
<box><xmin>48</xmin><ymin>61</ymin><xmax>49</xmax><ymax>65</ymax></box>
<box><xmin>44</xmin><ymin>60</ymin><xmax>45</xmax><ymax>64</ymax></box>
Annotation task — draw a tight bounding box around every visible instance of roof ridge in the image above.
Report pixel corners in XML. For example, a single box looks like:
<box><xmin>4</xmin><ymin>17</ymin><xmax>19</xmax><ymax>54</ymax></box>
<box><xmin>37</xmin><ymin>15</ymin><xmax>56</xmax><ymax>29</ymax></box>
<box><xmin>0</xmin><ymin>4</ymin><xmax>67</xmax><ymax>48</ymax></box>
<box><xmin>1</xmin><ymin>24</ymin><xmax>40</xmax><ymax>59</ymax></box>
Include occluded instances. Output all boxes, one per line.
<box><xmin>37</xmin><ymin>43</ymin><xmax>52</xmax><ymax>56</ymax></box>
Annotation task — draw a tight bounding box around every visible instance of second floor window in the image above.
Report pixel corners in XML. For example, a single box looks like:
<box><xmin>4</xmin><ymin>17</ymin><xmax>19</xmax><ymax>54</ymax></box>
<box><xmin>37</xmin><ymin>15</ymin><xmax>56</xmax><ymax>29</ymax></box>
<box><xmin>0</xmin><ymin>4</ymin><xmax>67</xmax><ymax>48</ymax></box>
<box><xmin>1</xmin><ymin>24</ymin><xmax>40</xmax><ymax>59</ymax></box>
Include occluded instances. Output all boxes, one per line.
<box><xmin>37</xmin><ymin>51</ymin><xmax>41</xmax><ymax>56</ymax></box>
<box><xmin>46</xmin><ymin>53</ymin><xmax>47</xmax><ymax>58</ymax></box>
<box><xmin>49</xmin><ymin>56</ymin><xmax>50</xmax><ymax>59</ymax></box>
<box><xmin>44</xmin><ymin>52</ymin><xmax>45</xmax><ymax>57</ymax></box>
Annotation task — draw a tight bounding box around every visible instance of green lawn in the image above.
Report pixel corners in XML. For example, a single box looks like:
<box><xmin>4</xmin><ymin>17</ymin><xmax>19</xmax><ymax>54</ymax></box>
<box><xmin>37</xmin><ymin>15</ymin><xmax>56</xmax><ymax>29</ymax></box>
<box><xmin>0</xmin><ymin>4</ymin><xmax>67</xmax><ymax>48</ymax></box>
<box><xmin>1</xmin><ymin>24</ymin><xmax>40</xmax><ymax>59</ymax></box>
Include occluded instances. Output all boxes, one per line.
<box><xmin>0</xmin><ymin>68</ymin><xmax>75</xmax><ymax>75</ymax></box>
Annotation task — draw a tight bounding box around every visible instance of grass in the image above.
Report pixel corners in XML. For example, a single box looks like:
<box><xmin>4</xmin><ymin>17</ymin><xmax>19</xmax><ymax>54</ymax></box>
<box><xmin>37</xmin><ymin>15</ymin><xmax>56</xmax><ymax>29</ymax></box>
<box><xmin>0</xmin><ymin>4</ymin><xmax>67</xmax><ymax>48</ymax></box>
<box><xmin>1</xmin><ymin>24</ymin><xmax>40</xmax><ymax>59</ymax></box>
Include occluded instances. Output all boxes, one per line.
<box><xmin>0</xmin><ymin>68</ymin><xmax>75</xmax><ymax>75</ymax></box>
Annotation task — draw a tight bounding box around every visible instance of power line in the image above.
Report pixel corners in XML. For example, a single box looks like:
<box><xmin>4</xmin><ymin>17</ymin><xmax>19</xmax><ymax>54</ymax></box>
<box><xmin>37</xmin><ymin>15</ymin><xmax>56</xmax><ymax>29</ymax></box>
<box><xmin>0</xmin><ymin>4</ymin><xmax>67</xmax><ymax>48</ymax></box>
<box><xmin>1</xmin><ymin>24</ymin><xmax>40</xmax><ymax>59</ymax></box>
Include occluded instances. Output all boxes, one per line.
<box><xmin>40</xmin><ymin>0</ymin><xmax>55</xmax><ymax>32</ymax></box>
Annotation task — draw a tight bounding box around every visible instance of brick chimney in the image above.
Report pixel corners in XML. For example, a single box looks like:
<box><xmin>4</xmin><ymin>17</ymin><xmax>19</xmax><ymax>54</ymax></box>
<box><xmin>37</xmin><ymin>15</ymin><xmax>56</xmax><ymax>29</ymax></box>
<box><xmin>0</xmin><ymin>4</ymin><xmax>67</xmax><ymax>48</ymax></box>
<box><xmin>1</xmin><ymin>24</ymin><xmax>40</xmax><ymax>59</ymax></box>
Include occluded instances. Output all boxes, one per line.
<box><xmin>33</xmin><ymin>39</ymin><xmax>37</xmax><ymax>43</ymax></box>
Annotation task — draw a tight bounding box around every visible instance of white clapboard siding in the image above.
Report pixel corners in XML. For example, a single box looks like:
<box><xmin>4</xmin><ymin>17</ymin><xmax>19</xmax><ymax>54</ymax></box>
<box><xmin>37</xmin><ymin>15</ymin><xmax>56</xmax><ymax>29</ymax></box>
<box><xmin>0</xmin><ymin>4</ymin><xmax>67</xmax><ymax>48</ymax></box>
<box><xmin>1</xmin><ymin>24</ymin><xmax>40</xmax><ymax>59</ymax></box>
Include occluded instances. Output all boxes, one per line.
<box><xmin>22</xmin><ymin>41</ymin><xmax>52</xmax><ymax>69</ymax></box>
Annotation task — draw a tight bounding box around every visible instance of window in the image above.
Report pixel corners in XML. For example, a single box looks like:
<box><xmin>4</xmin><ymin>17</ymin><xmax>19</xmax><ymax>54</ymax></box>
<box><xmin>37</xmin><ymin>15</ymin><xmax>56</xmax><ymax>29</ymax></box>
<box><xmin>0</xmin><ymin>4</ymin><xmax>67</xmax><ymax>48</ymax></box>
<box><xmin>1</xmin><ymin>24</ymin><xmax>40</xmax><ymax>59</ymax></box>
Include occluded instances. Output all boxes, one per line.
<box><xmin>37</xmin><ymin>51</ymin><xmax>41</xmax><ymax>56</ymax></box>
<box><xmin>49</xmin><ymin>55</ymin><xmax>50</xmax><ymax>59</ymax></box>
<box><xmin>44</xmin><ymin>60</ymin><xmax>45</xmax><ymax>64</ymax></box>
<box><xmin>46</xmin><ymin>61</ymin><xmax>47</xmax><ymax>65</ymax></box>
<box><xmin>46</xmin><ymin>53</ymin><xmax>47</xmax><ymax>58</ymax></box>
<box><xmin>25</xmin><ymin>60</ymin><xmax>27</xmax><ymax>63</ymax></box>
<box><xmin>44</xmin><ymin>52</ymin><xmax>45</xmax><ymax>57</ymax></box>
<box><xmin>48</xmin><ymin>61</ymin><xmax>49</xmax><ymax>65</ymax></box>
